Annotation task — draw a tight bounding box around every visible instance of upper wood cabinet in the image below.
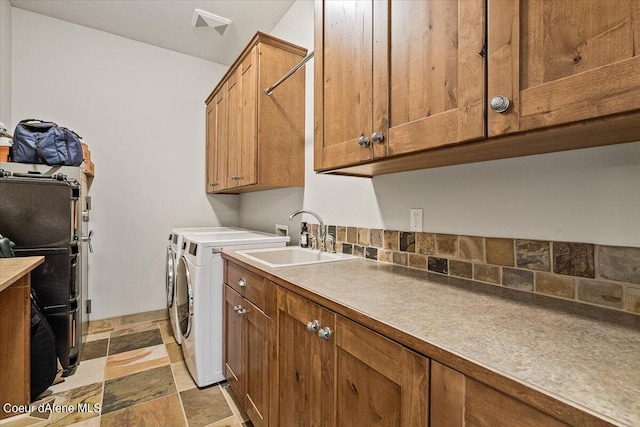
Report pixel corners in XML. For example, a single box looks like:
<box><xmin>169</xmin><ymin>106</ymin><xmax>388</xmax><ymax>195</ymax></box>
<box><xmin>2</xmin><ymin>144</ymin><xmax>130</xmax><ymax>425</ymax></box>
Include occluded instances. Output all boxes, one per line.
<box><xmin>488</xmin><ymin>0</ymin><xmax>640</xmax><ymax>136</ymax></box>
<box><xmin>206</xmin><ymin>89</ymin><xmax>228</xmax><ymax>191</ymax></box>
<box><xmin>315</xmin><ymin>0</ymin><xmax>640</xmax><ymax>177</ymax></box>
<box><xmin>314</xmin><ymin>0</ymin><xmax>486</xmax><ymax>171</ymax></box>
<box><xmin>205</xmin><ymin>32</ymin><xmax>306</xmax><ymax>194</ymax></box>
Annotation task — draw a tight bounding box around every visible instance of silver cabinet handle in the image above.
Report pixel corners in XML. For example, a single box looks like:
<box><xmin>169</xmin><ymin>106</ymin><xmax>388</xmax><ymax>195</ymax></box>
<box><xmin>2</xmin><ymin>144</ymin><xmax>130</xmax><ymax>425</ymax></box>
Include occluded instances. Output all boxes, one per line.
<box><xmin>307</xmin><ymin>320</ymin><xmax>319</xmax><ymax>332</ymax></box>
<box><xmin>238</xmin><ymin>278</ymin><xmax>247</xmax><ymax>288</ymax></box>
<box><xmin>371</xmin><ymin>132</ymin><xmax>384</xmax><ymax>143</ymax></box>
<box><xmin>490</xmin><ymin>96</ymin><xmax>510</xmax><ymax>113</ymax></box>
<box><xmin>236</xmin><ymin>308</ymin><xmax>247</xmax><ymax>316</ymax></box>
<box><xmin>318</xmin><ymin>327</ymin><xmax>332</xmax><ymax>340</ymax></box>
<box><xmin>82</xmin><ymin>230</ymin><xmax>94</xmax><ymax>253</ymax></box>
<box><xmin>233</xmin><ymin>304</ymin><xmax>243</xmax><ymax>312</ymax></box>
<box><xmin>358</xmin><ymin>135</ymin><xmax>370</xmax><ymax>147</ymax></box>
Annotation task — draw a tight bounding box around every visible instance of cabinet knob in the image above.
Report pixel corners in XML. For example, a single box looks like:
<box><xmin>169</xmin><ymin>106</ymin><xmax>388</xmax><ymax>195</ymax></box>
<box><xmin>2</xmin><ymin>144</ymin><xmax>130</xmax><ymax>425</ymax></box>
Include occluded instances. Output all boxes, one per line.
<box><xmin>318</xmin><ymin>327</ymin><xmax>332</xmax><ymax>340</ymax></box>
<box><xmin>358</xmin><ymin>135</ymin><xmax>370</xmax><ymax>147</ymax></box>
<box><xmin>307</xmin><ymin>320</ymin><xmax>319</xmax><ymax>332</ymax></box>
<box><xmin>238</xmin><ymin>278</ymin><xmax>247</xmax><ymax>288</ymax></box>
<box><xmin>233</xmin><ymin>304</ymin><xmax>243</xmax><ymax>312</ymax></box>
<box><xmin>490</xmin><ymin>96</ymin><xmax>510</xmax><ymax>113</ymax></box>
<box><xmin>236</xmin><ymin>308</ymin><xmax>247</xmax><ymax>316</ymax></box>
<box><xmin>371</xmin><ymin>132</ymin><xmax>384</xmax><ymax>143</ymax></box>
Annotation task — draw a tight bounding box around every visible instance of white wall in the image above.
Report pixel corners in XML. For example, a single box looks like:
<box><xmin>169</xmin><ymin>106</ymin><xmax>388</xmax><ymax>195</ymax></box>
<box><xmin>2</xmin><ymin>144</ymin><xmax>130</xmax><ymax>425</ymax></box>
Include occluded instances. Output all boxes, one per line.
<box><xmin>12</xmin><ymin>9</ymin><xmax>239</xmax><ymax>319</ymax></box>
<box><xmin>0</xmin><ymin>0</ymin><xmax>11</xmax><ymax>127</ymax></box>
<box><xmin>239</xmin><ymin>0</ymin><xmax>640</xmax><ymax>248</ymax></box>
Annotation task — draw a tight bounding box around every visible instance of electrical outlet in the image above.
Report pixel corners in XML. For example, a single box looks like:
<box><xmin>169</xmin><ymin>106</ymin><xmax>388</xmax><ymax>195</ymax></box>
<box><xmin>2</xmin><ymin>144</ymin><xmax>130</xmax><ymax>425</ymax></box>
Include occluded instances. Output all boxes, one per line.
<box><xmin>410</xmin><ymin>208</ymin><xmax>423</xmax><ymax>232</ymax></box>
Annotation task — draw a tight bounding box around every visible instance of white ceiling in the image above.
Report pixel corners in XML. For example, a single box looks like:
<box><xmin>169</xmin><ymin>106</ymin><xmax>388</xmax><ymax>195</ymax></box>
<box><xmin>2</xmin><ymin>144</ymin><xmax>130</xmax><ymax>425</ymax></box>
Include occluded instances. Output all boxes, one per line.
<box><xmin>10</xmin><ymin>0</ymin><xmax>296</xmax><ymax>65</ymax></box>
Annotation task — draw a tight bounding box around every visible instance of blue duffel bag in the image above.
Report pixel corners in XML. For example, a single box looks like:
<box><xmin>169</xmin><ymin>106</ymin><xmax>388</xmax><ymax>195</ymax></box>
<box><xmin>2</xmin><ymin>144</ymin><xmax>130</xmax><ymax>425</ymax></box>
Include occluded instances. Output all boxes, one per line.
<box><xmin>12</xmin><ymin>119</ymin><xmax>83</xmax><ymax>166</ymax></box>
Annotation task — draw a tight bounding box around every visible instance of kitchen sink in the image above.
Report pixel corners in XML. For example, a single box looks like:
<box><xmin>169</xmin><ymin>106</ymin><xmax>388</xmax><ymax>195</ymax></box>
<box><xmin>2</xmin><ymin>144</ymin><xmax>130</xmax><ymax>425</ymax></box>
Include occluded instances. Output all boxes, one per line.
<box><xmin>236</xmin><ymin>246</ymin><xmax>357</xmax><ymax>268</ymax></box>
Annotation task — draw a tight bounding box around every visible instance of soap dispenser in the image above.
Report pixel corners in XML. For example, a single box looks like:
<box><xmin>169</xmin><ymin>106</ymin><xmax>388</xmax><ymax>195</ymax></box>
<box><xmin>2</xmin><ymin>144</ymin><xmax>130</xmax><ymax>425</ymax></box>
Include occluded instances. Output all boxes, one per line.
<box><xmin>300</xmin><ymin>222</ymin><xmax>309</xmax><ymax>248</ymax></box>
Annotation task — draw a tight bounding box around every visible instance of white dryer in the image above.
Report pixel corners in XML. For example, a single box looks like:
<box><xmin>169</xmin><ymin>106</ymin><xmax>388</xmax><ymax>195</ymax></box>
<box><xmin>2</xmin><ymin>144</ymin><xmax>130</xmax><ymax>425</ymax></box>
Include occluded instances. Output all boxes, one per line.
<box><xmin>166</xmin><ymin>227</ymin><xmax>244</xmax><ymax>345</ymax></box>
<box><xmin>176</xmin><ymin>231</ymin><xmax>289</xmax><ymax>387</ymax></box>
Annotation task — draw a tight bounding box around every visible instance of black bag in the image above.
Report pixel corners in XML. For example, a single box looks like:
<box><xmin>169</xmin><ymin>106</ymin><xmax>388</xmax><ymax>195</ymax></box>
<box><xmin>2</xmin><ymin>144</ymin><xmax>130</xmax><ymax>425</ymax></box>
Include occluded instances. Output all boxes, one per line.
<box><xmin>12</xmin><ymin>119</ymin><xmax>83</xmax><ymax>166</ymax></box>
<box><xmin>30</xmin><ymin>291</ymin><xmax>58</xmax><ymax>399</ymax></box>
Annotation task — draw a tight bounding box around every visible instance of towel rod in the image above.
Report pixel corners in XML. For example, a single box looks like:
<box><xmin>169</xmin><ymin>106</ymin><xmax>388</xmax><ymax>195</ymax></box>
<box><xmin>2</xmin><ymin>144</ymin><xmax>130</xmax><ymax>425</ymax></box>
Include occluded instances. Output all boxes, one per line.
<box><xmin>264</xmin><ymin>50</ymin><xmax>314</xmax><ymax>96</ymax></box>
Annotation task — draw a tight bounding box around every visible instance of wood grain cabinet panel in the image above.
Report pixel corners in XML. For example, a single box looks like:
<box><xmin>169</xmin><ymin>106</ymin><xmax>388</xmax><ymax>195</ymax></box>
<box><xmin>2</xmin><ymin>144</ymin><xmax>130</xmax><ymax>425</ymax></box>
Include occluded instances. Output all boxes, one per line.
<box><xmin>315</xmin><ymin>0</ymin><xmax>375</xmax><ymax>169</ymax></box>
<box><xmin>245</xmin><ymin>299</ymin><xmax>270</xmax><ymax>427</ymax></box>
<box><xmin>315</xmin><ymin>0</ymin><xmax>640</xmax><ymax>177</ymax></box>
<box><xmin>385</xmin><ymin>0</ymin><xmax>485</xmax><ymax>157</ymax></box>
<box><xmin>0</xmin><ymin>277</ymin><xmax>30</xmax><ymax>420</ymax></box>
<box><xmin>275</xmin><ymin>287</ymin><xmax>430</xmax><ymax>427</ymax></box>
<box><xmin>431</xmin><ymin>361</ymin><xmax>569</xmax><ymax>427</ymax></box>
<box><xmin>205</xmin><ymin>90</ymin><xmax>229</xmax><ymax>192</ymax></box>
<box><xmin>226</xmin><ymin>72</ymin><xmax>241</xmax><ymax>189</ymax></box>
<box><xmin>276</xmin><ymin>287</ymin><xmax>335</xmax><ymax>426</ymax></box>
<box><xmin>224</xmin><ymin>285</ymin><xmax>244</xmax><ymax>399</ymax></box>
<box><xmin>335</xmin><ymin>316</ymin><xmax>429</xmax><ymax>427</ymax></box>
<box><xmin>315</xmin><ymin>0</ymin><xmax>486</xmax><ymax>171</ymax></box>
<box><xmin>488</xmin><ymin>0</ymin><xmax>640</xmax><ymax>136</ymax></box>
<box><xmin>205</xmin><ymin>32</ymin><xmax>306</xmax><ymax>194</ymax></box>
<box><xmin>224</xmin><ymin>281</ymin><xmax>273</xmax><ymax>427</ymax></box>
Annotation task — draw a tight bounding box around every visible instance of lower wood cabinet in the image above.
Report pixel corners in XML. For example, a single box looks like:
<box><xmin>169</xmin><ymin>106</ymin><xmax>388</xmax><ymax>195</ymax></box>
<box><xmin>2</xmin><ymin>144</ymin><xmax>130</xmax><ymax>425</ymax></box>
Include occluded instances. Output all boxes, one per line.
<box><xmin>224</xmin><ymin>284</ymin><xmax>272</xmax><ymax>427</ymax></box>
<box><xmin>431</xmin><ymin>361</ymin><xmax>568</xmax><ymax>427</ymax></box>
<box><xmin>223</xmin><ymin>260</ymin><xmax>589</xmax><ymax>426</ymax></box>
<box><xmin>0</xmin><ymin>274</ymin><xmax>31</xmax><ymax>420</ymax></box>
<box><xmin>276</xmin><ymin>287</ymin><xmax>429</xmax><ymax>426</ymax></box>
<box><xmin>276</xmin><ymin>286</ymin><xmax>336</xmax><ymax>426</ymax></box>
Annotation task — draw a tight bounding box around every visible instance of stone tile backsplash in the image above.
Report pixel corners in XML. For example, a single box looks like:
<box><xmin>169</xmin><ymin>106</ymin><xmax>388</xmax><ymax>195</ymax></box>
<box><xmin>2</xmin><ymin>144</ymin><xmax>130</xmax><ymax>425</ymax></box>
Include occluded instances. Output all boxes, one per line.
<box><xmin>312</xmin><ymin>223</ymin><xmax>640</xmax><ymax>315</ymax></box>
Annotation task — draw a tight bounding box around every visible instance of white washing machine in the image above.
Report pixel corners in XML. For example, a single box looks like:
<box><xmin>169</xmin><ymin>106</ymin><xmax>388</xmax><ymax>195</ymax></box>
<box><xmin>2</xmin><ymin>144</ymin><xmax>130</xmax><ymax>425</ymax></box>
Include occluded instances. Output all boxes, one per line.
<box><xmin>166</xmin><ymin>227</ymin><xmax>245</xmax><ymax>344</ymax></box>
<box><xmin>176</xmin><ymin>231</ymin><xmax>289</xmax><ymax>387</ymax></box>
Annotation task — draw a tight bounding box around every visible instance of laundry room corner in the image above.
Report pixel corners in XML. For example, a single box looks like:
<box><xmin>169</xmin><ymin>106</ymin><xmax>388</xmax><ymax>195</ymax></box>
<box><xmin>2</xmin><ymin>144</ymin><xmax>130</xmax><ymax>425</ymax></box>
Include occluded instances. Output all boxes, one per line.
<box><xmin>10</xmin><ymin>8</ymin><xmax>239</xmax><ymax>320</ymax></box>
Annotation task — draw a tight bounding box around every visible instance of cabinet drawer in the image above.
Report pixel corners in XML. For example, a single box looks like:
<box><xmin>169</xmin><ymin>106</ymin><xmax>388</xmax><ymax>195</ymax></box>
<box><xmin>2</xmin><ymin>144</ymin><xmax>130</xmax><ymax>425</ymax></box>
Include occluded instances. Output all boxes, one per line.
<box><xmin>226</xmin><ymin>262</ymin><xmax>273</xmax><ymax>315</ymax></box>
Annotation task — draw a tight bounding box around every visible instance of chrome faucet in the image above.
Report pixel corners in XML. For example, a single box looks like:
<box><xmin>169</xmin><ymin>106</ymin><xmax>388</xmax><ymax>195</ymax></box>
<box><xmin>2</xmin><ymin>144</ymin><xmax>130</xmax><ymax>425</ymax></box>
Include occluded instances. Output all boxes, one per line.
<box><xmin>288</xmin><ymin>209</ymin><xmax>335</xmax><ymax>253</ymax></box>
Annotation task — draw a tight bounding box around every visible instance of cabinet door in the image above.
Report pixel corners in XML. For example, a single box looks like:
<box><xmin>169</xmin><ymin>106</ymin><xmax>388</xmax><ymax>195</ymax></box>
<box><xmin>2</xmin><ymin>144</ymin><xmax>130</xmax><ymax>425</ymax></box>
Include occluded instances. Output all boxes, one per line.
<box><xmin>206</xmin><ymin>90</ymin><xmax>229</xmax><ymax>193</ymax></box>
<box><xmin>245</xmin><ymin>299</ymin><xmax>270</xmax><ymax>427</ymax></box>
<box><xmin>205</xmin><ymin>100</ymin><xmax>216</xmax><ymax>192</ymax></box>
<box><xmin>336</xmin><ymin>316</ymin><xmax>429</xmax><ymax>427</ymax></box>
<box><xmin>315</xmin><ymin>0</ymin><xmax>374</xmax><ymax>170</ymax></box>
<box><xmin>227</xmin><ymin>70</ymin><xmax>240</xmax><ymax>188</ymax></box>
<box><xmin>277</xmin><ymin>288</ymin><xmax>335</xmax><ymax>426</ymax></box>
<box><xmin>224</xmin><ymin>285</ymin><xmax>245</xmax><ymax>400</ymax></box>
<box><xmin>488</xmin><ymin>0</ymin><xmax>640</xmax><ymax>136</ymax></box>
<box><xmin>385</xmin><ymin>0</ymin><xmax>485</xmax><ymax>156</ymax></box>
<box><xmin>431</xmin><ymin>361</ymin><xmax>568</xmax><ymax>427</ymax></box>
<box><xmin>239</xmin><ymin>50</ymin><xmax>258</xmax><ymax>188</ymax></box>
<box><xmin>315</xmin><ymin>0</ymin><xmax>486</xmax><ymax>170</ymax></box>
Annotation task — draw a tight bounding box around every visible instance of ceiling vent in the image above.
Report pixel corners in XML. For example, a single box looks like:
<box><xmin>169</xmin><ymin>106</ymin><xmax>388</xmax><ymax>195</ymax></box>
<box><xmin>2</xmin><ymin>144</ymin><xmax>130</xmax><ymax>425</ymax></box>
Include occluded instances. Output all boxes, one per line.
<box><xmin>191</xmin><ymin>9</ymin><xmax>231</xmax><ymax>35</ymax></box>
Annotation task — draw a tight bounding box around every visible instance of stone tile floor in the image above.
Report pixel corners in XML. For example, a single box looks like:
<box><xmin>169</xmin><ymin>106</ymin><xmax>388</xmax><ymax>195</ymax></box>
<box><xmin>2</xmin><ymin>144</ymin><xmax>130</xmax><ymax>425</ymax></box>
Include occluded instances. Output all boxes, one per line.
<box><xmin>0</xmin><ymin>309</ymin><xmax>251</xmax><ymax>427</ymax></box>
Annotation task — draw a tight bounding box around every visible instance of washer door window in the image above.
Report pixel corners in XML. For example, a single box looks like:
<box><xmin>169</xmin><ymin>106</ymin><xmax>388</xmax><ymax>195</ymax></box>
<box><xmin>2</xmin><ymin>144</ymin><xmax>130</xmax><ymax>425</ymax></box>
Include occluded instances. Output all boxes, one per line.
<box><xmin>166</xmin><ymin>246</ymin><xmax>175</xmax><ymax>308</ymax></box>
<box><xmin>176</xmin><ymin>255</ymin><xmax>194</xmax><ymax>339</ymax></box>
